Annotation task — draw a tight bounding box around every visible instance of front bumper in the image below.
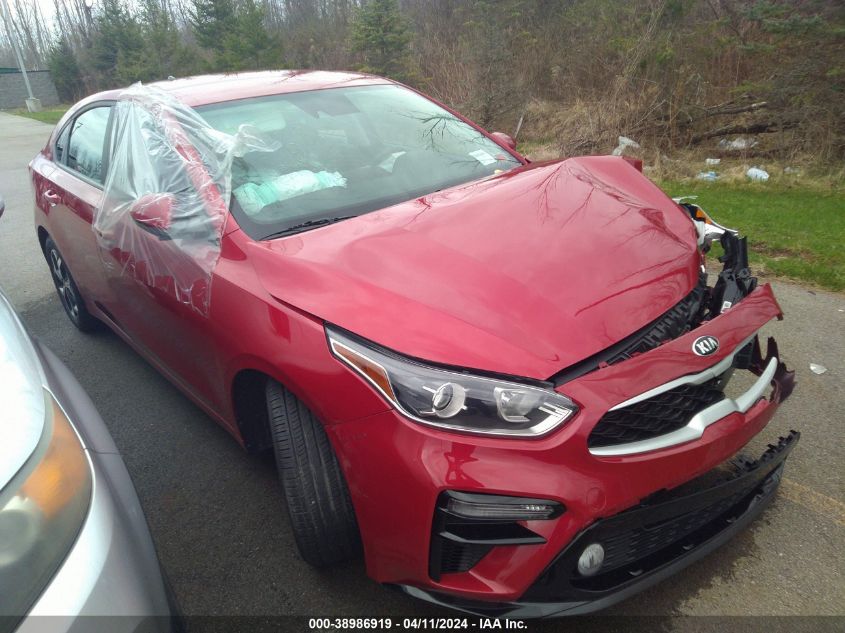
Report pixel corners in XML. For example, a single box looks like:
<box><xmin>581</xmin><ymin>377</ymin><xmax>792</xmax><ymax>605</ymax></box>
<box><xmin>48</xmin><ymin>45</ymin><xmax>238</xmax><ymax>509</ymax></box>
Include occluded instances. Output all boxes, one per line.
<box><xmin>398</xmin><ymin>431</ymin><xmax>799</xmax><ymax>617</ymax></box>
<box><xmin>329</xmin><ymin>283</ymin><xmax>797</xmax><ymax>609</ymax></box>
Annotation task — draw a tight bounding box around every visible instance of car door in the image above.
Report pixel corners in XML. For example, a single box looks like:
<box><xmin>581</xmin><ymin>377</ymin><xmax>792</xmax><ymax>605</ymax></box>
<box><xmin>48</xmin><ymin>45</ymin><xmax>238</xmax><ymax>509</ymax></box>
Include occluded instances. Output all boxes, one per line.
<box><xmin>32</xmin><ymin>103</ymin><xmax>114</xmax><ymax>305</ymax></box>
<box><xmin>94</xmin><ymin>108</ymin><xmax>226</xmax><ymax>412</ymax></box>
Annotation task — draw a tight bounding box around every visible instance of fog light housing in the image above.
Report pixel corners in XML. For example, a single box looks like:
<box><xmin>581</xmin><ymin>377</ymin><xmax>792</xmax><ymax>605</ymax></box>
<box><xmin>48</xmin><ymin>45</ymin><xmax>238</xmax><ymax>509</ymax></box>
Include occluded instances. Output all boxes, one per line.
<box><xmin>446</xmin><ymin>492</ymin><xmax>564</xmax><ymax>521</ymax></box>
<box><xmin>577</xmin><ymin>543</ymin><xmax>605</xmax><ymax>576</ymax></box>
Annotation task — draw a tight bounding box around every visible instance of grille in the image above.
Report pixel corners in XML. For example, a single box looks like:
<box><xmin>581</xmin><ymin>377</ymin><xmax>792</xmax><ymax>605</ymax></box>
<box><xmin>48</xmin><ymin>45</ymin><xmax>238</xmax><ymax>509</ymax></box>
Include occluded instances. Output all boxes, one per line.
<box><xmin>552</xmin><ymin>276</ymin><xmax>708</xmax><ymax>385</ymax></box>
<box><xmin>603</xmin><ymin>281</ymin><xmax>707</xmax><ymax>366</ymax></box>
<box><xmin>599</xmin><ymin>487</ymin><xmax>748</xmax><ymax>572</ymax></box>
<box><xmin>588</xmin><ymin>377</ymin><xmax>725</xmax><ymax>448</ymax></box>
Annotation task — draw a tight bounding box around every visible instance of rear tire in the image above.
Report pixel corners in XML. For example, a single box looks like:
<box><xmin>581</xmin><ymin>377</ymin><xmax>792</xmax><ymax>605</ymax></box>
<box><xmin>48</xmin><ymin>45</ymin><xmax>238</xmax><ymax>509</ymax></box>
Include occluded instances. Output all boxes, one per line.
<box><xmin>266</xmin><ymin>380</ymin><xmax>361</xmax><ymax>567</ymax></box>
<box><xmin>44</xmin><ymin>236</ymin><xmax>100</xmax><ymax>333</ymax></box>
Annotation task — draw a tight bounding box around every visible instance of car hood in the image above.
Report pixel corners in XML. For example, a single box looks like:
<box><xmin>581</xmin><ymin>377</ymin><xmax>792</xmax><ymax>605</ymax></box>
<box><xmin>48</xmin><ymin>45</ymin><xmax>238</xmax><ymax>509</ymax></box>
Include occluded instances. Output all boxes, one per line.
<box><xmin>246</xmin><ymin>156</ymin><xmax>700</xmax><ymax>380</ymax></box>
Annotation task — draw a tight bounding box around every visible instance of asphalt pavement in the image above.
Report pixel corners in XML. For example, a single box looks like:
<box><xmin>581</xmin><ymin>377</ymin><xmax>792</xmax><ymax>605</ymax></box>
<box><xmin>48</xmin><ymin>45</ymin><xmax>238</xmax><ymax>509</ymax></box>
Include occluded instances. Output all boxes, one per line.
<box><xmin>1</xmin><ymin>111</ymin><xmax>843</xmax><ymax>626</ymax></box>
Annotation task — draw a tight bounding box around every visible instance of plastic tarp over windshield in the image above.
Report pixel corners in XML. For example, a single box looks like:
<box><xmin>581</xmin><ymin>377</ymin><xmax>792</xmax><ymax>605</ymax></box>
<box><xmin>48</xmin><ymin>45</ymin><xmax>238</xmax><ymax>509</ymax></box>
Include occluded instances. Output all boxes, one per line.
<box><xmin>94</xmin><ymin>83</ymin><xmax>275</xmax><ymax>315</ymax></box>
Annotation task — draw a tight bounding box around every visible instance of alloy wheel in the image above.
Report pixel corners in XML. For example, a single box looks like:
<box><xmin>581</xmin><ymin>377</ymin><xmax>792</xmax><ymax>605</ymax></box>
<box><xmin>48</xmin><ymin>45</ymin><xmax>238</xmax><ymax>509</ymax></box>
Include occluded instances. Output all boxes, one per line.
<box><xmin>49</xmin><ymin>248</ymin><xmax>80</xmax><ymax>321</ymax></box>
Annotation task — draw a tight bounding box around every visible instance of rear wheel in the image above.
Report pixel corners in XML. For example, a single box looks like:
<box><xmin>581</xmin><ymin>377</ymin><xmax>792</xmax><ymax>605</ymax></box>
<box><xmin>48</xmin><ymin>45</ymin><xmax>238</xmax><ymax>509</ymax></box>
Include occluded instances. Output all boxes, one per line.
<box><xmin>266</xmin><ymin>379</ymin><xmax>361</xmax><ymax>567</ymax></box>
<box><xmin>44</xmin><ymin>236</ymin><xmax>100</xmax><ymax>332</ymax></box>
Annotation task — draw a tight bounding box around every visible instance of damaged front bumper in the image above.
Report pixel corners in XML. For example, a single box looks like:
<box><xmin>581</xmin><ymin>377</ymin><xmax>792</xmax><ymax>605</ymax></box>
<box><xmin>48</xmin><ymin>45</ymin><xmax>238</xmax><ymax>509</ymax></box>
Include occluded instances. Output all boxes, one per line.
<box><xmin>399</xmin><ymin>431</ymin><xmax>800</xmax><ymax>618</ymax></box>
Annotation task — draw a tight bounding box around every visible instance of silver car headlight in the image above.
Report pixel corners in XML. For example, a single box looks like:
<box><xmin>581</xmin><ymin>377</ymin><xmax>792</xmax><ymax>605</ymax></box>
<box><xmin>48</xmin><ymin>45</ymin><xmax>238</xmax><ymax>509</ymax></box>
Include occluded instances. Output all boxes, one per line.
<box><xmin>327</xmin><ymin>327</ymin><xmax>578</xmax><ymax>437</ymax></box>
<box><xmin>0</xmin><ymin>294</ymin><xmax>92</xmax><ymax>619</ymax></box>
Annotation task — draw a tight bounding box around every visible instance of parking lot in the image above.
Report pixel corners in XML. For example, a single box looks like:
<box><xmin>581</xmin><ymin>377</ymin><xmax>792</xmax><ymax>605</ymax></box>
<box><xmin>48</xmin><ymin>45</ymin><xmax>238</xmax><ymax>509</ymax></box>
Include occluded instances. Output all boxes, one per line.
<box><xmin>1</xmin><ymin>112</ymin><xmax>843</xmax><ymax>626</ymax></box>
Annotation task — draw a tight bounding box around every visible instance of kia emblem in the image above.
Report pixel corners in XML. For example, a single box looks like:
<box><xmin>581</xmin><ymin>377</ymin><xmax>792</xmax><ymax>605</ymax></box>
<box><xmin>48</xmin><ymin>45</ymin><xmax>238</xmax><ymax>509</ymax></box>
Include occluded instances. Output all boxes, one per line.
<box><xmin>692</xmin><ymin>335</ymin><xmax>719</xmax><ymax>356</ymax></box>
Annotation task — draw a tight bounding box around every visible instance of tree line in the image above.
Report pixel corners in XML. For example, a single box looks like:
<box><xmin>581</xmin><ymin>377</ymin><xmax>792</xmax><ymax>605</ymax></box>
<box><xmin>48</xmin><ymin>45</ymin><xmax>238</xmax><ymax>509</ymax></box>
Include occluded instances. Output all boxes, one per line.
<box><xmin>1</xmin><ymin>0</ymin><xmax>843</xmax><ymax>159</ymax></box>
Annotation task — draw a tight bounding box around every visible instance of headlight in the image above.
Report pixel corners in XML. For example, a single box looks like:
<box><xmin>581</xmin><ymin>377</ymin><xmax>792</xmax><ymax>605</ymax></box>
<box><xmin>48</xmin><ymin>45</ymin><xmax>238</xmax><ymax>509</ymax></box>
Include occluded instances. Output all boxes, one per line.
<box><xmin>327</xmin><ymin>327</ymin><xmax>578</xmax><ymax>437</ymax></box>
<box><xmin>674</xmin><ymin>198</ymin><xmax>739</xmax><ymax>252</ymax></box>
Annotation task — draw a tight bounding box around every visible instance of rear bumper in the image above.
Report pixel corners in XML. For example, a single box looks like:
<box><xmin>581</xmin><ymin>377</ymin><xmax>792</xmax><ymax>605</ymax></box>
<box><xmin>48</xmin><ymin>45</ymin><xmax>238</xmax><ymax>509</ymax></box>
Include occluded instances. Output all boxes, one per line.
<box><xmin>398</xmin><ymin>431</ymin><xmax>799</xmax><ymax>617</ymax></box>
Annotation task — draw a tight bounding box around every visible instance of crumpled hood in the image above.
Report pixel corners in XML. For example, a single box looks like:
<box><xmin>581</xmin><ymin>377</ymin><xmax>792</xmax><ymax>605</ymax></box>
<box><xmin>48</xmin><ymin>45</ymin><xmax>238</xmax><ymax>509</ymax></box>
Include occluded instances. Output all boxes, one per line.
<box><xmin>246</xmin><ymin>156</ymin><xmax>700</xmax><ymax>380</ymax></box>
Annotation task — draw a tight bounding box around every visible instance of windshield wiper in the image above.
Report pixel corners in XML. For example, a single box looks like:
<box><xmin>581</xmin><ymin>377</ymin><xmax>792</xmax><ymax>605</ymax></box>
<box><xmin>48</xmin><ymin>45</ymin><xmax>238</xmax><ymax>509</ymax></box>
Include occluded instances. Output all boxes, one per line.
<box><xmin>260</xmin><ymin>216</ymin><xmax>355</xmax><ymax>240</ymax></box>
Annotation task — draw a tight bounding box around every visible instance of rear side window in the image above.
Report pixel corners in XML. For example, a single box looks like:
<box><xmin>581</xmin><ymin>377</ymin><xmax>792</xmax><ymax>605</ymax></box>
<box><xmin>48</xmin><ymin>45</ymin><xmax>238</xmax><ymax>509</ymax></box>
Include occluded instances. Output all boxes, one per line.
<box><xmin>66</xmin><ymin>106</ymin><xmax>111</xmax><ymax>185</ymax></box>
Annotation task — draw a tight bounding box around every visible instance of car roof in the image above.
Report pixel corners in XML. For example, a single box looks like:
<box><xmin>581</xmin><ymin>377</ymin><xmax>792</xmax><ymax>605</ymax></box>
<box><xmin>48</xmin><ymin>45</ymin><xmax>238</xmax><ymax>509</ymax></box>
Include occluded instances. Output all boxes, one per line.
<box><xmin>85</xmin><ymin>70</ymin><xmax>395</xmax><ymax>108</ymax></box>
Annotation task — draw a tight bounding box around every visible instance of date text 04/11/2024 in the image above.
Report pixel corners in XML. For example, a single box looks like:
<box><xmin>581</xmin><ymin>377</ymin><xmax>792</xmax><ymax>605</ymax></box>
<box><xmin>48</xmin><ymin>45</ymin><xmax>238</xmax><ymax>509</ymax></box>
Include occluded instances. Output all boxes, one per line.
<box><xmin>308</xmin><ymin>618</ymin><xmax>528</xmax><ymax>630</ymax></box>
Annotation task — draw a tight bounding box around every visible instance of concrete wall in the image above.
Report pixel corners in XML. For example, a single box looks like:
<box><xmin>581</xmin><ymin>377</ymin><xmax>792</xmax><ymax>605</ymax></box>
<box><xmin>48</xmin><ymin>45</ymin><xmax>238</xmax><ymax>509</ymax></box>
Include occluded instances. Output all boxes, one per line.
<box><xmin>0</xmin><ymin>71</ymin><xmax>60</xmax><ymax>109</ymax></box>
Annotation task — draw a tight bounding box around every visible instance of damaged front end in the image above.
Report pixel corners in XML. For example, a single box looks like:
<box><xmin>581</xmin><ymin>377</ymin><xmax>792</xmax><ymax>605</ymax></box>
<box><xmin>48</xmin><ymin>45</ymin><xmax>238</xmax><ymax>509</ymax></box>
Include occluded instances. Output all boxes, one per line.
<box><xmin>679</xmin><ymin>200</ymin><xmax>758</xmax><ymax>314</ymax></box>
<box><xmin>553</xmin><ymin>199</ymin><xmax>770</xmax><ymax>387</ymax></box>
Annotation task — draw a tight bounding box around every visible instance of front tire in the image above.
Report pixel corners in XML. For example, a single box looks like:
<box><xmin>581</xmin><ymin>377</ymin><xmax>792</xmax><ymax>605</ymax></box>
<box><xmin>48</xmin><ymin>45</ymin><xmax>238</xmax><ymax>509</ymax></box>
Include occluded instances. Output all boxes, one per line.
<box><xmin>266</xmin><ymin>380</ymin><xmax>361</xmax><ymax>567</ymax></box>
<box><xmin>44</xmin><ymin>236</ymin><xmax>100</xmax><ymax>332</ymax></box>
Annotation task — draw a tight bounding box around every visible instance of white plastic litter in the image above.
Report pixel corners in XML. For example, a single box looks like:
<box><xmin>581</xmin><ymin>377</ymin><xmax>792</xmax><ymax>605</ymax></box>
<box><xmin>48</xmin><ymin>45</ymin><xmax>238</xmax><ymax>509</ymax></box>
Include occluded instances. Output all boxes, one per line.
<box><xmin>696</xmin><ymin>171</ymin><xmax>720</xmax><ymax>182</ymax></box>
<box><xmin>718</xmin><ymin>137</ymin><xmax>758</xmax><ymax>151</ymax></box>
<box><xmin>809</xmin><ymin>363</ymin><xmax>828</xmax><ymax>375</ymax></box>
<box><xmin>612</xmin><ymin>136</ymin><xmax>640</xmax><ymax>156</ymax></box>
<box><xmin>705</xmin><ymin>158</ymin><xmax>721</xmax><ymax>165</ymax></box>
<box><xmin>746</xmin><ymin>167</ymin><xmax>770</xmax><ymax>182</ymax></box>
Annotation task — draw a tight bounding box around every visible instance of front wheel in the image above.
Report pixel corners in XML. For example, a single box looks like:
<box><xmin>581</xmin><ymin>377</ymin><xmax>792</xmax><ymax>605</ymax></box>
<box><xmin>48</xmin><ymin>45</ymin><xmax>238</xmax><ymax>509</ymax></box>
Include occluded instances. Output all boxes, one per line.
<box><xmin>44</xmin><ymin>236</ymin><xmax>100</xmax><ymax>332</ymax></box>
<box><xmin>266</xmin><ymin>380</ymin><xmax>361</xmax><ymax>567</ymax></box>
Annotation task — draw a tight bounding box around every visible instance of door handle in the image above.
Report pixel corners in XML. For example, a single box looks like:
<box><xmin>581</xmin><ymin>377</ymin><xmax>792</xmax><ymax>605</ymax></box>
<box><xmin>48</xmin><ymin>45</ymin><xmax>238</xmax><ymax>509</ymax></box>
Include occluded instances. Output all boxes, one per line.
<box><xmin>43</xmin><ymin>189</ymin><xmax>61</xmax><ymax>206</ymax></box>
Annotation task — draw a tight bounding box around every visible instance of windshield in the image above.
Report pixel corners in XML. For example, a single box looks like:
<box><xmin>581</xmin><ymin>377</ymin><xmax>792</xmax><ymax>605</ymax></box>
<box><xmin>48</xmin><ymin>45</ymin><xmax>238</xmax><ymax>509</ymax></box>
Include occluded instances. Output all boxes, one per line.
<box><xmin>197</xmin><ymin>85</ymin><xmax>521</xmax><ymax>239</ymax></box>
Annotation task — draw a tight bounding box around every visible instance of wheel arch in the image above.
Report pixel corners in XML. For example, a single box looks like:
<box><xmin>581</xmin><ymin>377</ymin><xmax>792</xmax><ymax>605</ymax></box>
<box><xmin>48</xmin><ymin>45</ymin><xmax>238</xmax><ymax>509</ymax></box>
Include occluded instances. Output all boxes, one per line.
<box><xmin>231</xmin><ymin>368</ymin><xmax>273</xmax><ymax>454</ymax></box>
<box><xmin>228</xmin><ymin>354</ymin><xmax>326</xmax><ymax>454</ymax></box>
<box><xmin>37</xmin><ymin>225</ymin><xmax>49</xmax><ymax>254</ymax></box>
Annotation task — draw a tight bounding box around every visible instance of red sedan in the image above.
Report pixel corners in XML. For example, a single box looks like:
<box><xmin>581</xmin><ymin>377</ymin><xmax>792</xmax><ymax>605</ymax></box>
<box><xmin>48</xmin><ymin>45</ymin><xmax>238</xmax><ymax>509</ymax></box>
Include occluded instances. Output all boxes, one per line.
<box><xmin>29</xmin><ymin>71</ymin><xmax>798</xmax><ymax>616</ymax></box>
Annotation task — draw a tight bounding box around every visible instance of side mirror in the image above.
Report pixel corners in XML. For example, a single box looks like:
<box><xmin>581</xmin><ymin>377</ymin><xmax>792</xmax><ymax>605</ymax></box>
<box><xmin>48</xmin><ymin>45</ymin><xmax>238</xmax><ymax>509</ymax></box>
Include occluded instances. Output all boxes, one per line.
<box><xmin>490</xmin><ymin>132</ymin><xmax>517</xmax><ymax>151</ymax></box>
<box><xmin>129</xmin><ymin>193</ymin><xmax>173</xmax><ymax>238</ymax></box>
<box><xmin>0</xmin><ymin>194</ymin><xmax>5</xmax><ymax>218</ymax></box>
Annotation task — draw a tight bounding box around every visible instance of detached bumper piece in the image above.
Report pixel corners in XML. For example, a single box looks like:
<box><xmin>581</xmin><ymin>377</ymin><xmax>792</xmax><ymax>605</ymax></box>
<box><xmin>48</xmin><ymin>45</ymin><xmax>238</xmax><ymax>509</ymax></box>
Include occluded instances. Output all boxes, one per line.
<box><xmin>403</xmin><ymin>431</ymin><xmax>799</xmax><ymax>618</ymax></box>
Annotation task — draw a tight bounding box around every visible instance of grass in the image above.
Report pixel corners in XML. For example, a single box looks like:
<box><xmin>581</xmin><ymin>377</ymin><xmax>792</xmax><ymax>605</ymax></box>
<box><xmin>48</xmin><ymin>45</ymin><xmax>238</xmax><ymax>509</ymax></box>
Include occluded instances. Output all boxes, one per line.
<box><xmin>659</xmin><ymin>181</ymin><xmax>845</xmax><ymax>292</ymax></box>
<box><xmin>6</xmin><ymin>104</ymin><xmax>69</xmax><ymax>125</ymax></box>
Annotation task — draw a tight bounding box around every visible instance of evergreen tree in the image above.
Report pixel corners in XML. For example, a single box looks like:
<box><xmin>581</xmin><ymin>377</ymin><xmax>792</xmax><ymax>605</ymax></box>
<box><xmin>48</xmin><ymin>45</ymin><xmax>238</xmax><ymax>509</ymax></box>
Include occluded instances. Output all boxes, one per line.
<box><xmin>133</xmin><ymin>0</ymin><xmax>197</xmax><ymax>81</ymax></box>
<box><xmin>90</xmin><ymin>0</ymin><xmax>144</xmax><ymax>87</ymax></box>
<box><xmin>350</xmin><ymin>0</ymin><xmax>414</xmax><ymax>81</ymax></box>
<box><xmin>48</xmin><ymin>37</ymin><xmax>85</xmax><ymax>102</ymax></box>
<box><xmin>190</xmin><ymin>0</ymin><xmax>237</xmax><ymax>70</ymax></box>
<box><xmin>222</xmin><ymin>0</ymin><xmax>282</xmax><ymax>71</ymax></box>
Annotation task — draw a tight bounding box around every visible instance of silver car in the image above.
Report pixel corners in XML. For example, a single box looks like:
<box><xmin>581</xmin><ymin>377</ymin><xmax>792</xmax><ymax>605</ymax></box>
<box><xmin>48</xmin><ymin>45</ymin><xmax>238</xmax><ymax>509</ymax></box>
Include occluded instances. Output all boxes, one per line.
<box><xmin>0</xmin><ymin>261</ymin><xmax>176</xmax><ymax>631</ymax></box>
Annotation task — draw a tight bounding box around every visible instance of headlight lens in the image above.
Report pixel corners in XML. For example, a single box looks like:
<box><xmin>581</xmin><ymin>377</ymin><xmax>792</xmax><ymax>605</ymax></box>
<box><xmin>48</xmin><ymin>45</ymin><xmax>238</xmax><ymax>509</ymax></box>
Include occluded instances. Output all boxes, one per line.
<box><xmin>327</xmin><ymin>327</ymin><xmax>577</xmax><ymax>437</ymax></box>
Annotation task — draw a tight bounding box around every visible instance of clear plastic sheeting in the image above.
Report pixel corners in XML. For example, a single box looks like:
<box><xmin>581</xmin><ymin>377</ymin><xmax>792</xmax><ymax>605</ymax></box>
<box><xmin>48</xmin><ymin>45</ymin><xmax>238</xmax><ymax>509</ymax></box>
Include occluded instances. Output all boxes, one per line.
<box><xmin>94</xmin><ymin>83</ymin><xmax>277</xmax><ymax>315</ymax></box>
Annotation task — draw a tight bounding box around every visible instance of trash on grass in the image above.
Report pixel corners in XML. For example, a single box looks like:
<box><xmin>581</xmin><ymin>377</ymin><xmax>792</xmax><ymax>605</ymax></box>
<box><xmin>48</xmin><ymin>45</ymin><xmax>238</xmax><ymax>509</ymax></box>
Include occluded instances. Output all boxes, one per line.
<box><xmin>696</xmin><ymin>171</ymin><xmax>719</xmax><ymax>182</ymax></box>
<box><xmin>809</xmin><ymin>363</ymin><xmax>828</xmax><ymax>375</ymax></box>
<box><xmin>746</xmin><ymin>167</ymin><xmax>769</xmax><ymax>182</ymax></box>
<box><xmin>705</xmin><ymin>158</ymin><xmax>721</xmax><ymax>165</ymax></box>
<box><xmin>612</xmin><ymin>136</ymin><xmax>640</xmax><ymax>156</ymax></box>
<box><xmin>718</xmin><ymin>137</ymin><xmax>758</xmax><ymax>151</ymax></box>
